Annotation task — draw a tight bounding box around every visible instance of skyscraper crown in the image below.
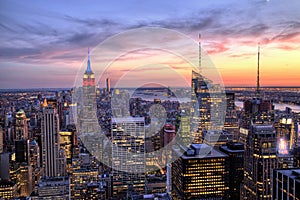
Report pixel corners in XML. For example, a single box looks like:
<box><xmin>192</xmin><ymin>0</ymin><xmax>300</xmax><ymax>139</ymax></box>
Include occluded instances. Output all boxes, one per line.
<box><xmin>85</xmin><ymin>48</ymin><xmax>93</xmax><ymax>74</ymax></box>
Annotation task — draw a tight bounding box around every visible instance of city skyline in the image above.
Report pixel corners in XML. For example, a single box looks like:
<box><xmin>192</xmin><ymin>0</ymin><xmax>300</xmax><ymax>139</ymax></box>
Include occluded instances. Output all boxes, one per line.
<box><xmin>1</xmin><ymin>0</ymin><xmax>300</xmax><ymax>88</ymax></box>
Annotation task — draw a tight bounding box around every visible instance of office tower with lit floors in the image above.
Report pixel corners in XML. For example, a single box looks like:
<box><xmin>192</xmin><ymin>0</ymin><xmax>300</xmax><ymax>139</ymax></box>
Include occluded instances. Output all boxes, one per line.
<box><xmin>191</xmin><ymin>70</ymin><xmax>224</xmax><ymax>144</ymax></box>
<box><xmin>224</xmin><ymin>93</ymin><xmax>239</xmax><ymax>141</ymax></box>
<box><xmin>111</xmin><ymin>117</ymin><xmax>146</xmax><ymax>199</ymax></box>
<box><xmin>172</xmin><ymin>143</ymin><xmax>229</xmax><ymax>199</ymax></box>
<box><xmin>242</xmin><ymin>124</ymin><xmax>278</xmax><ymax>200</ymax></box>
<box><xmin>241</xmin><ymin>46</ymin><xmax>278</xmax><ymax>200</ymax></box>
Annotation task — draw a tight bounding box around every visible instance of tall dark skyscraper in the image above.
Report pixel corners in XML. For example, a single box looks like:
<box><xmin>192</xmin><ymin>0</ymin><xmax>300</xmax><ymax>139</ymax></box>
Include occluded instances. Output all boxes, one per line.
<box><xmin>220</xmin><ymin>142</ymin><xmax>244</xmax><ymax>200</ymax></box>
<box><xmin>15</xmin><ymin>140</ymin><xmax>30</xmax><ymax>164</ymax></box>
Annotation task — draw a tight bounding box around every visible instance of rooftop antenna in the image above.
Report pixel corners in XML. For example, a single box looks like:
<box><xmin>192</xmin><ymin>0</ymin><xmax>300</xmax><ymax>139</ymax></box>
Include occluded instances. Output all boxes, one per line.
<box><xmin>256</xmin><ymin>43</ymin><xmax>260</xmax><ymax>98</ymax></box>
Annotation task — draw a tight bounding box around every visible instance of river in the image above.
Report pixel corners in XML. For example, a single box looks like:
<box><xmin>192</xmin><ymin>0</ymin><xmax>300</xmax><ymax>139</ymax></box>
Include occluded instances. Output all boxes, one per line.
<box><xmin>235</xmin><ymin>101</ymin><xmax>300</xmax><ymax>113</ymax></box>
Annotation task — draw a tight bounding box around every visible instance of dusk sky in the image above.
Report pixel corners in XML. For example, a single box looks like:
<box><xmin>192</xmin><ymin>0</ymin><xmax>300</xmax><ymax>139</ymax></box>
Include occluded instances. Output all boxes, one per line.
<box><xmin>0</xmin><ymin>0</ymin><xmax>300</xmax><ymax>88</ymax></box>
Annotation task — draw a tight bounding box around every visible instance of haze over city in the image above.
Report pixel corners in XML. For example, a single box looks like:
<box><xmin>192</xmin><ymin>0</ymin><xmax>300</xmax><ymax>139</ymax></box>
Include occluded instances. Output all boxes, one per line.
<box><xmin>1</xmin><ymin>0</ymin><xmax>300</xmax><ymax>88</ymax></box>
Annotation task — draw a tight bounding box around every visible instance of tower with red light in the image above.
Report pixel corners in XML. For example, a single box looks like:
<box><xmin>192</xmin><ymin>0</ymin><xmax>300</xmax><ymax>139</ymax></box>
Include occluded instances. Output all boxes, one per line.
<box><xmin>83</xmin><ymin>48</ymin><xmax>95</xmax><ymax>87</ymax></box>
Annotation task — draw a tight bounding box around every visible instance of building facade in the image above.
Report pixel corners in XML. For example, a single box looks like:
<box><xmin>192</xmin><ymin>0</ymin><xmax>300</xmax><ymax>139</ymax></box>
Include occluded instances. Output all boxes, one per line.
<box><xmin>172</xmin><ymin>143</ymin><xmax>229</xmax><ymax>199</ymax></box>
<box><xmin>111</xmin><ymin>117</ymin><xmax>146</xmax><ymax>198</ymax></box>
<box><xmin>272</xmin><ymin>168</ymin><xmax>300</xmax><ymax>200</ymax></box>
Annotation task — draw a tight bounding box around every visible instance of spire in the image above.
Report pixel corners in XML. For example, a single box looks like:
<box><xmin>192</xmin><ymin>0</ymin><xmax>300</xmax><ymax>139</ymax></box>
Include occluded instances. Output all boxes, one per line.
<box><xmin>42</xmin><ymin>98</ymin><xmax>48</xmax><ymax>108</ymax></box>
<box><xmin>85</xmin><ymin>48</ymin><xmax>93</xmax><ymax>74</ymax></box>
<box><xmin>199</xmin><ymin>33</ymin><xmax>201</xmax><ymax>73</ymax></box>
<box><xmin>256</xmin><ymin>43</ymin><xmax>260</xmax><ymax>98</ymax></box>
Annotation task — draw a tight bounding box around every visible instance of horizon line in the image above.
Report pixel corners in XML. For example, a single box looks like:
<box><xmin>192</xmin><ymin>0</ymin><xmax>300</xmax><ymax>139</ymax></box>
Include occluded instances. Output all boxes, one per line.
<box><xmin>1</xmin><ymin>85</ymin><xmax>300</xmax><ymax>91</ymax></box>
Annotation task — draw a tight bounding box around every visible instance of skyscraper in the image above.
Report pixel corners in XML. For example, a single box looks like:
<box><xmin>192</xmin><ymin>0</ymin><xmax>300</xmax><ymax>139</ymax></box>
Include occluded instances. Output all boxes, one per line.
<box><xmin>191</xmin><ymin>70</ymin><xmax>224</xmax><ymax>143</ymax></box>
<box><xmin>80</xmin><ymin>48</ymin><xmax>97</xmax><ymax>134</ymax></box>
<box><xmin>242</xmin><ymin>124</ymin><xmax>278</xmax><ymax>200</ymax></box>
<box><xmin>15</xmin><ymin>109</ymin><xmax>28</xmax><ymax>140</ymax></box>
<box><xmin>76</xmin><ymin>49</ymin><xmax>103</xmax><ymax>162</ymax></box>
<box><xmin>41</xmin><ymin>105</ymin><xmax>60</xmax><ymax>177</ymax></box>
<box><xmin>111</xmin><ymin>117</ymin><xmax>146</xmax><ymax>198</ymax></box>
<box><xmin>172</xmin><ymin>143</ymin><xmax>229</xmax><ymax>199</ymax></box>
<box><xmin>272</xmin><ymin>168</ymin><xmax>300</xmax><ymax>200</ymax></box>
<box><xmin>15</xmin><ymin>139</ymin><xmax>30</xmax><ymax>164</ymax></box>
<box><xmin>275</xmin><ymin>117</ymin><xmax>295</xmax><ymax>168</ymax></box>
<box><xmin>241</xmin><ymin>45</ymin><xmax>279</xmax><ymax>200</ymax></box>
<box><xmin>14</xmin><ymin>109</ymin><xmax>30</xmax><ymax>164</ymax></box>
<box><xmin>219</xmin><ymin>142</ymin><xmax>244</xmax><ymax>200</ymax></box>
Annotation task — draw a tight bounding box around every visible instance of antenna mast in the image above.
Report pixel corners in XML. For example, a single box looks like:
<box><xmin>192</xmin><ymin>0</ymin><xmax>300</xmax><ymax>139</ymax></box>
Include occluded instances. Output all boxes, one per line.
<box><xmin>256</xmin><ymin>43</ymin><xmax>260</xmax><ymax>98</ymax></box>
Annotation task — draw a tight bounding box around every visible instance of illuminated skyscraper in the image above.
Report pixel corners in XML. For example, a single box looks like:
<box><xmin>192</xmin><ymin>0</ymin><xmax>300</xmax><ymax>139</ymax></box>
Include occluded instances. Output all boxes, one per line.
<box><xmin>37</xmin><ymin>177</ymin><xmax>69</xmax><ymax>199</ymax></box>
<box><xmin>15</xmin><ymin>109</ymin><xmax>28</xmax><ymax>140</ymax></box>
<box><xmin>80</xmin><ymin>48</ymin><xmax>97</xmax><ymax>133</ymax></box>
<box><xmin>275</xmin><ymin>117</ymin><xmax>295</xmax><ymax>168</ymax></box>
<box><xmin>70</xmin><ymin>167</ymin><xmax>98</xmax><ymax>199</ymax></box>
<box><xmin>242</xmin><ymin>124</ymin><xmax>278</xmax><ymax>200</ymax></box>
<box><xmin>241</xmin><ymin>46</ymin><xmax>279</xmax><ymax>200</ymax></box>
<box><xmin>0</xmin><ymin>180</ymin><xmax>18</xmax><ymax>199</ymax></box>
<box><xmin>172</xmin><ymin>143</ymin><xmax>229</xmax><ymax>199</ymax></box>
<box><xmin>111</xmin><ymin>117</ymin><xmax>146</xmax><ymax>198</ymax></box>
<box><xmin>76</xmin><ymin>49</ymin><xmax>103</xmax><ymax>162</ymax></box>
<box><xmin>18</xmin><ymin>164</ymin><xmax>33</xmax><ymax>197</ymax></box>
<box><xmin>191</xmin><ymin>70</ymin><xmax>224</xmax><ymax>143</ymax></box>
<box><xmin>41</xmin><ymin>105</ymin><xmax>60</xmax><ymax>177</ymax></box>
<box><xmin>224</xmin><ymin>93</ymin><xmax>239</xmax><ymax>141</ymax></box>
<box><xmin>14</xmin><ymin>110</ymin><xmax>30</xmax><ymax>164</ymax></box>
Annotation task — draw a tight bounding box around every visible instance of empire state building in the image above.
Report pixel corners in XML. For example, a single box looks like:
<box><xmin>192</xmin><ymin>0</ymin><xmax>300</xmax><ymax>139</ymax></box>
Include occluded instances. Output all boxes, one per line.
<box><xmin>77</xmin><ymin>49</ymin><xmax>103</xmax><ymax>161</ymax></box>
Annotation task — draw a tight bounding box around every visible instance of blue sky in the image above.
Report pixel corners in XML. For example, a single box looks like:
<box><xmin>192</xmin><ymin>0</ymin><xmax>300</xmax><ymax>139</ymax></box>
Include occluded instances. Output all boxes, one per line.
<box><xmin>0</xmin><ymin>0</ymin><xmax>300</xmax><ymax>88</ymax></box>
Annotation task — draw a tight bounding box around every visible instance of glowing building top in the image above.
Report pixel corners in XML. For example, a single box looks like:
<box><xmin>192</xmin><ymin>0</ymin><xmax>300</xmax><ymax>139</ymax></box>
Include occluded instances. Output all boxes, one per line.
<box><xmin>83</xmin><ymin>48</ymin><xmax>95</xmax><ymax>87</ymax></box>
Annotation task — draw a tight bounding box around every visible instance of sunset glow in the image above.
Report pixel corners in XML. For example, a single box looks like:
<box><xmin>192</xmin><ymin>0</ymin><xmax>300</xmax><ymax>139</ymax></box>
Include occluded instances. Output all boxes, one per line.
<box><xmin>0</xmin><ymin>0</ymin><xmax>300</xmax><ymax>88</ymax></box>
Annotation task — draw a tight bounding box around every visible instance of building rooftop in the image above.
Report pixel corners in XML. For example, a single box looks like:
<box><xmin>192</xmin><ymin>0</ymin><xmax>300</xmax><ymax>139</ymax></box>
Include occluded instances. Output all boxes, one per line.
<box><xmin>220</xmin><ymin>142</ymin><xmax>244</xmax><ymax>153</ymax></box>
<box><xmin>176</xmin><ymin>143</ymin><xmax>228</xmax><ymax>159</ymax></box>
<box><xmin>112</xmin><ymin>117</ymin><xmax>145</xmax><ymax>123</ymax></box>
<box><xmin>275</xmin><ymin>168</ymin><xmax>300</xmax><ymax>182</ymax></box>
